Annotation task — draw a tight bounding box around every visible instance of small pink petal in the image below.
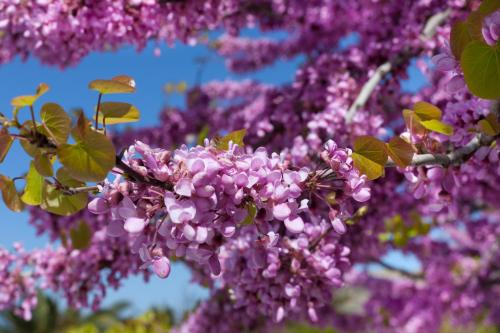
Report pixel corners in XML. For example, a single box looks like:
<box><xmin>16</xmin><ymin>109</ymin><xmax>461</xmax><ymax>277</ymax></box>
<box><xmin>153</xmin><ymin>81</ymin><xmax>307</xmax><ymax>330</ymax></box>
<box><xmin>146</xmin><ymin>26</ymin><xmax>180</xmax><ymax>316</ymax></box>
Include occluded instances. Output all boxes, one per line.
<box><xmin>88</xmin><ymin>198</ymin><xmax>109</xmax><ymax>214</ymax></box>
<box><xmin>331</xmin><ymin>218</ymin><xmax>346</xmax><ymax>234</ymax></box>
<box><xmin>208</xmin><ymin>254</ymin><xmax>221</xmax><ymax>276</ymax></box>
<box><xmin>273</xmin><ymin>202</ymin><xmax>291</xmax><ymax>220</ymax></box>
<box><xmin>107</xmin><ymin>220</ymin><xmax>126</xmax><ymax>237</ymax></box>
<box><xmin>353</xmin><ymin>186</ymin><xmax>371</xmax><ymax>202</ymax></box>
<box><xmin>153</xmin><ymin>256</ymin><xmax>171</xmax><ymax>279</ymax></box>
<box><xmin>174</xmin><ymin>178</ymin><xmax>194</xmax><ymax>197</ymax></box>
<box><xmin>284</xmin><ymin>215</ymin><xmax>304</xmax><ymax>234</ymax></box>
<box><xmin>124</xmin><ymin>217</ymin><xmax>146</xmax><ymax>233</ymax></box>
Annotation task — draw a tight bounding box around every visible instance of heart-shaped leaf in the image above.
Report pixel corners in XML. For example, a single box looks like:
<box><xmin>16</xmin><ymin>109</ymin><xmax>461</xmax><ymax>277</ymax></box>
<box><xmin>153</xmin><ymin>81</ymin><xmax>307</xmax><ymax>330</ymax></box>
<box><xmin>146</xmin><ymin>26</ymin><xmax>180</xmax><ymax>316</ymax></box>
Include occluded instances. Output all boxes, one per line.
<box><xmin>70</xmin><ymin>220</ymin><xmax>92</xmax><ymax>250</ymax></box>
<box><xmin>0</xmin><ymin>175</ymin><xmax>25</xmax><ymax>212</ymax></box>
<box><xmin>97</xmin><ymin>102</ymin><xmax>140</xmax><ymax>124</ymax></box>
<box><xmin>352</xmin><ymin>136</ymin><xmax>388</xmax><ymax>180</ymax></box>
<box><xmin>21</xmin><ymin>162</ymin><xmax>44</xmax><ymax>206</ymax></box>
<box><xmin>34</xmin><ymin>152</ymin><xmax>54</xmax><ymax>177</ymax></box>
<box><xmin>420</xmin><ymin>119</ymin><xmax>454</xmax><ymax>136</ymax></box>
<box><xmin>450</xmin><ymin>20</ymin><xmax>474</xmax><ymax>59</ymax></box>
<box><xmin>89</xmin><ymin>75</ymin><xmax>136</xmax><ymax>94</ymax></box>
<box><xmin>40</xmin><ymin>168</ymin><xmax>88</xmax><ymax>216</ymax></box>
<box><xmin>11</xmin><ymin>83</ymin><xmax>49</xmax><ymax>107</ymax></box>
<box><xmin>40</xmin><ymin>103</ymin><xmax>71</xmax><ymax>145</ymax></box>
<box><xmin>402</xmin><ymin>109</ymin><xmax>426</xmax><ymax>136</ymax></box>
<box><xmin>386</xmin><ymin>137</ymin><xmax>415</xmax><ymax>168</ymax></box>
<box><xmin>461</xmin><ymin>41</ymin><xmax>500</xmax><ymax>99</ymax></box>
<box><xmin>479</xmin><ymin>113</ymin><xmax>500</xmax><ymax>136</ymax></box>
<box><xmin>0</xmin><ymin>130</ymin><xmax>13</xmax><ymax>163</ymax></box>
<box><xmin>413</xmin><ymin>101</ymin><xmax>442</xmax><ymax>121</ymax></box>
<box><xmin>58</xmin><ymin>128</ymin><xmax>115</xmax><ymax>182</ymax></box>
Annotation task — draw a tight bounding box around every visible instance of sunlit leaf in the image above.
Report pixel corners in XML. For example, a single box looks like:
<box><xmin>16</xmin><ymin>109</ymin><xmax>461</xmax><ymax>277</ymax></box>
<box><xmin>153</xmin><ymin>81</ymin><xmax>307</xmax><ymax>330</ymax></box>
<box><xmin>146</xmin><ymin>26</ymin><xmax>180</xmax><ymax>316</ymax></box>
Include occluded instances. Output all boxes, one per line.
<box><xmin>70</xmin><ymin>220</ymin><xmax>92</xmax><ymax>250</ymax></box>
<box><xmin>58</xmin><ymin>128</ymin><xmax>115</xmax><ymax>182</ymax></box>
<box><xmin>0</xmin><ymin>175</ymin><xmax>25</xmax><ymax>212</ymax></box>
<box><xmin>352</xmin><ymin>136</ymin><xmax>388</xmax><ymax>180</ymax></box>
<box><xmin>89</xmin><ymin>76</ymin><xmax>136</xmax><ymax>94</ymax></box>
<box><xmin>97</xmin><ymin>102</ymin><xmax>140</xmax><ymax>125</ymax></box>
<box><xmin>461</xmin><ymin>41</ymin><xmax>500</xmax><ymax>99</ymax></box>
<box><xmin>0</xmin><ymin>130</ymin><xmax>13</xmax><ymax>163</ymax></box>
<box><xmin>111</xmin><ymin>75</ymin><xmax>136</xmax><ymax>88</ymax></box>
<box><xmin>402</xmin><ymin>109</ymin><xmax>426</xmax><ymax>136</ymax></box>
<box><xmin>40</xmin><ymin>102</ymin><xmax>71</xmax><ymax>145</ymax></box>
<box><xmin>34</xmin><ymin>151</ymin><xmax>54</xmax><ymax>177</ymax></box>
<box><xmin>386</xmin><ymin>136</ymin><xmax>415</xmax><ymax>168</ymax></box>
<box><xmin>21</xmin><ymin>162</ymin><xmax>45</xmax><ymax>206</ymax></box>
<box><xmin>420</xmin><ymin>119</ymin><xmax>454</xmax><ymax>136</ymax></box>
<box><xmin>11</xmin><ymin>83</ymin><xmax>49</xmax><ymax>107</ymax></box>
<box><xmin>478</xmin><ymin>113</ymin><xmax>500</xmax><ymax>136</ymax></box>
<box><xmin>413</xmin><ymin>101</ymin><xmax>442</xmax><ymax>121</ymax></box>
<box><xmin>215</xmin><ymin>129</ymin><xmax>247</xmax><ymax>150</ymax></box>
<box><xmin>478</xmin><ymin>0</ymin><xmax>500</xmax><ymax>15</ymax></box>
<box><xmin>41</xmin><ymin>168</ymin><xmax>88</xmax><ymax>216</ymax></box>
<box><xmin>450</xmin><ymin>20</ymin><xmax>474</xmax><ymax>59</ymax></box>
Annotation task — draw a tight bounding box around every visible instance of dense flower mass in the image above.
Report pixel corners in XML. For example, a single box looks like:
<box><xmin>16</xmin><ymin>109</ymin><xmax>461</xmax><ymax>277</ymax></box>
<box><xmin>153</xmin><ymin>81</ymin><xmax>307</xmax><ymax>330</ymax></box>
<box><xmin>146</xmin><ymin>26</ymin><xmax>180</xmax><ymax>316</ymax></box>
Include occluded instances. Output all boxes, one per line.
<box><xmin>88</xmin><ymin>139</ymin><xmax>368</xmax><ymax>279</ymax></box>
<box><xmin>1</xmin><ymin>0</ymin><xmax>500</xmax><ymax>332</ymax></box>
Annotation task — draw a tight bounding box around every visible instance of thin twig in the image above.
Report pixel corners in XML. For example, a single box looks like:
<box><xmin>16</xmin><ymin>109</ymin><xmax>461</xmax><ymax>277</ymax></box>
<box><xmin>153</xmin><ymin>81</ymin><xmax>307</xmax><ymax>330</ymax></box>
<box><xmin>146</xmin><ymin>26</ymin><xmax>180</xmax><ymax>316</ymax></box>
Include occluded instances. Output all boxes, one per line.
<box><xmin>345</xmin><ymin>9</ymin><xmax>450</xmax><ymax>123</ymax></box>
<box><xmin>374</xmin><ymin>258</ymin><xmax>424</xmax><ymax>280</ymax></box>
<box><xmin>60</xmin><ymin>185</ymin><xmax>100</xmax><ymax>195</ymax></box>
<box><xmin>29</xmin><ymin>105</ymin><xmax>38</xmax><ymax>136</ymax></box>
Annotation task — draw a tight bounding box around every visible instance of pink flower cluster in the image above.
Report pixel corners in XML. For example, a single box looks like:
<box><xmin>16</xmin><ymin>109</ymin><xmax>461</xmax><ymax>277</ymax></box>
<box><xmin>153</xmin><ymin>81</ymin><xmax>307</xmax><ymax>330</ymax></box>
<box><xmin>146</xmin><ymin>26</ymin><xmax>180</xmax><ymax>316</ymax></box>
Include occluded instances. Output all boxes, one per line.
<box><xmin>88</xmin><ymin>139</ymin><xmax>368</xmax><ymax>287</ymax></box>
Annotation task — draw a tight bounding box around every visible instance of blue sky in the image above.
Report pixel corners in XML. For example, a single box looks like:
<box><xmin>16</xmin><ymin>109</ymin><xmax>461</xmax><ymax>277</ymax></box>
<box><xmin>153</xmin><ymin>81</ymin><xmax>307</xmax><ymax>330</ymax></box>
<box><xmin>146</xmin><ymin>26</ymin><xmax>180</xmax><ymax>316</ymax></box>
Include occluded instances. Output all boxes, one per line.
<box><xmin>0</xmin><ymin>33</ymin><xmax>427</xmax><ymax>317</ymax></box>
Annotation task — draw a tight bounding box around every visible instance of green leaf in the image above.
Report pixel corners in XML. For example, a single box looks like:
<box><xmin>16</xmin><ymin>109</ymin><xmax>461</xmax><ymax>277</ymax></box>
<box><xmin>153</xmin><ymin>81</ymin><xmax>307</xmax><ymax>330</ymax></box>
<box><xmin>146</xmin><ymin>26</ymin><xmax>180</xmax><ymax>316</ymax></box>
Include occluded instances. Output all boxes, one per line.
<box><xmin>241</xmin><ymin>203</ymin><xmax>257</xmax><ymax>225</ymax></box>
<box><xmin>478</xmin><ymin>0</ymin><xmax>500</xmax><ymax>15</ymax></box>
<box><xmin>215</xmin><ymin>129</ymin><xmax>247</xmax><ymax>150</ymax></box>
<box><xmin>420</xmin><ymin>119</ymin><xmax>454</xmax><ymax>136</ymax></box>
<box><xmin>34</xmin><ymin>152</ymin><xmax>54</xmax><ymax>177</ymax></box>
<box><xmin>11</xmin><ymin>83</ymin><xmax>49</xmax><ymax>107</ymax></box>
<box><xmin>461</xmin><ymin>41</ymin><xmax>500</xmax><ymax>99</ymax></box>
<box><xmin>478</xmin><ymin>113</ymin><xmax>500</xmax><ymax>136</ymax></box>
<box><xmin>352</xmin><ymin>136</ymin><xmax>388</xmax><ymax>180</ymax></box>
<box><xmin>40</xmin><ymin>168</ymin><xmax>88</xmax><ymax>216</ymax></box>
<box><xmin>0</xmin><ymin>130</ymin><xmax>13</xmax><ymax>163</ymax></box>
<box><xmin>40</xmin><ymin>102</ymin><xmax>71</xmax><ymax>145</ymax></box>
<box><xmin>413</xmin><ymin>101</ymin><xmax>442</xmax><ymax>121</ymax></box>
<box><xmin>70</xmin><ymin>220</ymin><xmax>92</xmax><ymax>250</ymax></box>
<box><xmin>21</xmin><ymin>162</ymin><xmax>45</xmax><ymax>205</ymax></box>
<box><xmin>386</xmin><ymin>136</ymin><xmax>415</xmax><ymax>168</ymax></box>
<box><xmin>393</xmin><ymin>231</ymin><xmax>408</xmax><ymax>247</ymax></box>
<box><xmin>97</xmin><ymin>102</ymin><xmax>140</xmax><ymax>125</ymax></box>
<box><xmin>89</xmin><ymin>75</ymin><xmax>136</xmax><ymax>94</ymax></box>
<box><xmin>58</xmin><ymin>128</ymin><xmax>115</xmax><ymax>182</ymax></box>
<box><xmin>402</xmin><ymin>109</ymin><xmax>426</xmax><ymax>136</ymax></box>
<box><xmin>450</xmin><ymin>20</ymin><xmax>474</xmax><ymax>59</ymax></box>
<box><xmin>18</xmin><ymin>121</ymin><xmax>39</xmax><ymax>157</ymax></box>
<box><xmin>0</xmin><ymin>175</ymin><xmax>25</xmax><ymax>212</ymax></box>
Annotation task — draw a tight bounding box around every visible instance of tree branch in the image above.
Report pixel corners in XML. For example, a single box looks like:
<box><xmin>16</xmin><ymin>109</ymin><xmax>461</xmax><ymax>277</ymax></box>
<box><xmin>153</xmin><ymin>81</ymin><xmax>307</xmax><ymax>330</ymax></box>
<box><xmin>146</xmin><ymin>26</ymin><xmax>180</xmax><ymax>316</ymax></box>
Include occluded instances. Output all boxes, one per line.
<box><xmin>373</xmin><ymin>258</ymin><xmax>424</xmax><ymax>280</ymax></box>
<box><xmin>387</xmin><ymin>100</ymin><xmax>499</xmax><ymax>168</ymax></box>
<box><xmin>386</xmin><ymin>132</ymin><xmax>497</xmax><ymax>168</ymax></box>
<box><xmin>345</xmin><ymin>9</ymin><xmax>451</xmax><ymax>124</ymax></box>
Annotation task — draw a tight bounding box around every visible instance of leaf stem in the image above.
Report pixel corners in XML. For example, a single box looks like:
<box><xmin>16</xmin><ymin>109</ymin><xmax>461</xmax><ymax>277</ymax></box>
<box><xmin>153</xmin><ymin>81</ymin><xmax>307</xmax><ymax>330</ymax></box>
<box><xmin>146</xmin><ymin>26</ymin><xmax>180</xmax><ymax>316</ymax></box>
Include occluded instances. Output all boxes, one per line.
<box><xmin>95</xmin><ymin>93</ymin><xmax>102</xmax><ymax>130</ymax></box>
<box><xmin>29</xmin><ymin>105</ymin><xmax>37</xmax><ymax>137</ymax></box>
